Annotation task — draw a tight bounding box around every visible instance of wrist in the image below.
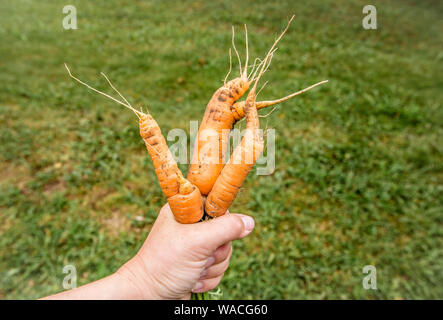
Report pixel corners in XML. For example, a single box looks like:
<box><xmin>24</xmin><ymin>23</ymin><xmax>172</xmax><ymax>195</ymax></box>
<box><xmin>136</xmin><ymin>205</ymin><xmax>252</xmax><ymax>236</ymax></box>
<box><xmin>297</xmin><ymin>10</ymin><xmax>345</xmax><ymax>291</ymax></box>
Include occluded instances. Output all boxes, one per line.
<box><xmin>114</xmin><ymin>254</ymin><xmax>162</xmax><ymax>300</ymax></box>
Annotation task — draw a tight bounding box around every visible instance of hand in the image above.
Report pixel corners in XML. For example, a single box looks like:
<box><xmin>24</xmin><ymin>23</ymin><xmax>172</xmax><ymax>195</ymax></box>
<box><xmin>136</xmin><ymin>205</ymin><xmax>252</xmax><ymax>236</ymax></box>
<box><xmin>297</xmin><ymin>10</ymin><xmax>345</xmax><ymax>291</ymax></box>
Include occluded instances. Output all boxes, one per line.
<box><xmin>116</xmin><ymin>203</ymin><xmax>255</xmax><ymax>299</ymax></box>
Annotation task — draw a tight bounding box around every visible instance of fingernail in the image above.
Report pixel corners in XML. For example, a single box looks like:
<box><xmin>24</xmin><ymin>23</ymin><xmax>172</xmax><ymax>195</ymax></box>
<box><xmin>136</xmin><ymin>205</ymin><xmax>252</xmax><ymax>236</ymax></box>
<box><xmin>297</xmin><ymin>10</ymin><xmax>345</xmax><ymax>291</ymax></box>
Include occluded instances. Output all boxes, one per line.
<box><xmin>192</xmin><ymin>282</ymin><xmax>203</xmax><ymax>292</ymax></box>
<box><xmin>200</xmin><ymin>269</ymin><xmax>207</xmax><ymax>278</ymax></box>
<box><xmin>241</xmin><ymin>216</ymin><xmax>255</xmax><ymax>236</ymax></box>
<box><xmin>205</xmin><ymin>256</ymin><xmax>215</xmax><ymax>268</ymax></box>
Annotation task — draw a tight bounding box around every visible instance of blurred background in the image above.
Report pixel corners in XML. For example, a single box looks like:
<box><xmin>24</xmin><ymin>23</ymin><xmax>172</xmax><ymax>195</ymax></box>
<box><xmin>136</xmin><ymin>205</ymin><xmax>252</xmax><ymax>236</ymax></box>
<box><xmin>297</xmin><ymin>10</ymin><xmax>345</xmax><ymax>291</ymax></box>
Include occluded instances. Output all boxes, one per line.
<box><xmin>0</xmin><ymin>0</ymin><xmax>441</xmax><ymax>299</ymax></box>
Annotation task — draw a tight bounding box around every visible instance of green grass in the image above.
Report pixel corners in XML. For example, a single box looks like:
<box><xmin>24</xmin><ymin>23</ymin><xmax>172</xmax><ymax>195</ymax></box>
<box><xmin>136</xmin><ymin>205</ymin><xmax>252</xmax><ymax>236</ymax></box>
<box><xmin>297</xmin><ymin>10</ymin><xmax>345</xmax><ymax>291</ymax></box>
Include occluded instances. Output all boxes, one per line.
<box><xmin>0</xmin><ymin>0</ymin><xmax>442</xmax><ymax>299</ymax></box>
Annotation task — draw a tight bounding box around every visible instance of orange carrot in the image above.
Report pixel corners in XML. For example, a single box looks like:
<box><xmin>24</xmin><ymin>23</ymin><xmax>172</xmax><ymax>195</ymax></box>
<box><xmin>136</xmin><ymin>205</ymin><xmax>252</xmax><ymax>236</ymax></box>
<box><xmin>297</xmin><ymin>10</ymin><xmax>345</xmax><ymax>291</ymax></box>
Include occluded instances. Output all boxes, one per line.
<box><xmin>139</xmin><ymin>113</ymin><xmax>203</xmax><ymax>223</ymax></box>
<box><xmin>187</xmin><ymin>77</ymin><xmax>250</xmax><ymax>195</ymax></box>
<box><xmin>187</xmin><ymin>26</ymin><xmax>252</xmax><ymax>195</ymax></box>
<box><xmin>188</xmin><ymin>21</ymin><xmax>289</xmax><ymax>196</ymax></box>
<box><xmin>204</xmin><ymin>82</ymin><xmax>264</xmax><ymax>217</ymax></box>
<box><xmin>204</xmin><ymin>17</ymin><xmax>294</xmax><ymax>217</ymax></box>
<box><xmin>168</xmin><ymin>177</ymin><xmax>204</xmax><ymax>224</ymax></box>
<box><xmin>65</xmin><ymin>64</ymin><xmax>203</xmax><ymax>224</ymax></box>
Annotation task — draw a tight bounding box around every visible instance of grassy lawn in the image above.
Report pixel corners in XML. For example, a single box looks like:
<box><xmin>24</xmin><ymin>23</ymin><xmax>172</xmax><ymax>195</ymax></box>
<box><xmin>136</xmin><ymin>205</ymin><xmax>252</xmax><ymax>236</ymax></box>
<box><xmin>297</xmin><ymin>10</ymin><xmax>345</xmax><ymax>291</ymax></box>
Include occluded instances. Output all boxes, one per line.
<box><xmin>0</xmin><ymin>0</ymin><xmax>442</xmax><ymax>299</ymax></box>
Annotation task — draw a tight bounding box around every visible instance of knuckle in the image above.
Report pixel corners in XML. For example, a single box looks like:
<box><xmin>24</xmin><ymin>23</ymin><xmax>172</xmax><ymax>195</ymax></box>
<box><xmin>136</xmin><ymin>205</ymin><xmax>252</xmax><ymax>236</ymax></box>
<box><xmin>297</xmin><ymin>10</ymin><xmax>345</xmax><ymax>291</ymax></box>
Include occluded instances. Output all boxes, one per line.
<box><xmin>215</xmin><ymin>243</ymin><xmax>230</xmax><ymax>260</ymax></box>
<box><xmin>230</xmin><ymin>216</ymin><xmax>244</xmax><ymax>235</ymax></box>
<box><xmin>220</xmin><ymin>248</ymin><xmax>231</xmax><ymax>262</ymax></box>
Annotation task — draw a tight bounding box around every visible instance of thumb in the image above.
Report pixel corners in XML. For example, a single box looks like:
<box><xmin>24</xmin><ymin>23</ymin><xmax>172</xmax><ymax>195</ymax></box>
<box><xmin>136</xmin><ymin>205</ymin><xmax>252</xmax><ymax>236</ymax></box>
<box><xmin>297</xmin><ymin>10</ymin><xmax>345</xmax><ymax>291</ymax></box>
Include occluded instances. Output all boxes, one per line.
<box><xmin>194</xmin><ymin>213</ymin><xmax>255</xmax><ymax>250</ymax></box>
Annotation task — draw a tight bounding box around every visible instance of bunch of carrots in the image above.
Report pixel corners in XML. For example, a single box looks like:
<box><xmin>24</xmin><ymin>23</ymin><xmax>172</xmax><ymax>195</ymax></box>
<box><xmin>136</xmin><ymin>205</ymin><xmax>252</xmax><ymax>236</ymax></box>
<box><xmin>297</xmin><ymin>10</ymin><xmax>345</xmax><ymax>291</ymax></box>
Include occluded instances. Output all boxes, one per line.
<box><xmin>65</xmin><ymin>16</ymin><xmax>327</xmax><ymax>297</ymax></box>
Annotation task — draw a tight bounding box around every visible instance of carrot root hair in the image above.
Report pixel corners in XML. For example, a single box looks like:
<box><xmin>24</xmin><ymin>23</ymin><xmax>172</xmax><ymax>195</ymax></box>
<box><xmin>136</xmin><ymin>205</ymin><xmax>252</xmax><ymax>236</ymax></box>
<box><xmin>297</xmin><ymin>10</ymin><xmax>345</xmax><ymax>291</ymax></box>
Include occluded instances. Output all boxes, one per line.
<box><xmin>64</xmin><ymin>63</ymin><xmax>144</xmax><ymax>119</ymax></box>
<box><xmin>231</xmin><ymin>26</ymin><xmax>242</xmax><ymax>77</ymax></box>
<box><xmin>256</xmin><ymin>79</ymin><xmax>329</xmax><ymax>110</ymax></box>
<box><xmin>243</xmin><ymin>23</ymin><xmax>249</xmax><ymax>78</ymax></box>
<box><xmin>224</xmin><ymin>48</ymin><xmax>232</xmax><ymax>86</ymax></box>
<box><xmin>231</xmin><ymin>79</ymin><xmax>329</xmax><ymax>121</ymax></box>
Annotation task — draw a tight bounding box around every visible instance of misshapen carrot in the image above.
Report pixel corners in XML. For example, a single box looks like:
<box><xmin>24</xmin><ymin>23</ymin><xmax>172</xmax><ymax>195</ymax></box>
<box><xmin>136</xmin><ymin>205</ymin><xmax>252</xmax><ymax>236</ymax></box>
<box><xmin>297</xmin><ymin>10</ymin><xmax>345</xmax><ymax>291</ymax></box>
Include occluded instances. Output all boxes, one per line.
<box><xmin>187</xmin><ymin>76</ymin><xmax>250</xmax><ymax>195</ymax></box>
<box><xmin>204</xmin><ymin>17</ymin><xmax>294</xmax><ymax>217</ymax></box>
<box><xmin>139</xmin><ymin>113</ymin><xmax>180</xmax><ymax>197</ymax></box>
<box><xmin>187</xmin><ymin>26</ymin><xmax>252</xmax><ymax>195</ymax></box>
<box><xmin>204</xmin><ymin>85</ymin><xmax>263</xmax><ymax>217</ymax></box>
<box><xmin>188</xmin><ymin>20</ymin><xmax>292</xmax><ymax>196</ymax></box>
<box><xmin>168</xmin><ymin>177</ymin><xmax>203</xmax><ymax>224</ymax></box>
<box><xmin>65</xmin><ymin>64</ymin><xmax>203</xmax><ymax>224</ymax></box>
<box><xmin>139</xmin><ymin>113</ymin><xmax>203</xmax><ymax>223</ymax></box>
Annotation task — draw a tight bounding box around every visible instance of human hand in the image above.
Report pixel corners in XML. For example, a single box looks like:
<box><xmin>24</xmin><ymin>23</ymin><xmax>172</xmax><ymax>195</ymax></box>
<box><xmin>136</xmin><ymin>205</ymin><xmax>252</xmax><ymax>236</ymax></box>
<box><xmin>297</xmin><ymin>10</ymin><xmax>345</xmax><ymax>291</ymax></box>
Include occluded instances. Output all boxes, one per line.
<box><xmin>115</xmin><ymin>203</ymin><xmax>255</xmax><ymax>299</ymax></box>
